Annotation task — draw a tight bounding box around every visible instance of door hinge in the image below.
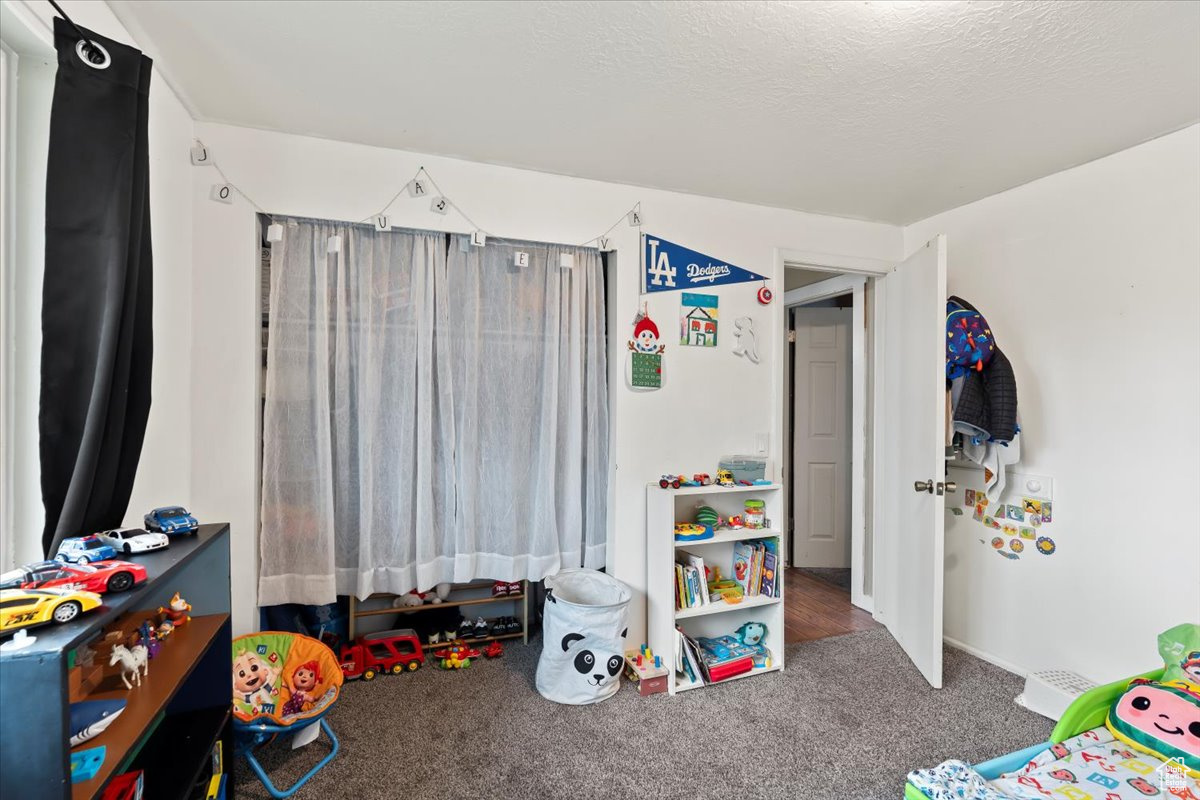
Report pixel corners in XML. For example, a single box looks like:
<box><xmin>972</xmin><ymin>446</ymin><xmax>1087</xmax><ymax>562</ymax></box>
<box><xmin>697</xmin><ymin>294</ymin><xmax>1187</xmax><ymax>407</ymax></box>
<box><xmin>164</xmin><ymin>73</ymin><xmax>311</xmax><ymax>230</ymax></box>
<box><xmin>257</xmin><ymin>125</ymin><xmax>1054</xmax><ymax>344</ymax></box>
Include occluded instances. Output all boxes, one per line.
<box><xmin>786</xmin><ymin>330</ymin><xmax>796</xmax><ymax>343</ymax></box>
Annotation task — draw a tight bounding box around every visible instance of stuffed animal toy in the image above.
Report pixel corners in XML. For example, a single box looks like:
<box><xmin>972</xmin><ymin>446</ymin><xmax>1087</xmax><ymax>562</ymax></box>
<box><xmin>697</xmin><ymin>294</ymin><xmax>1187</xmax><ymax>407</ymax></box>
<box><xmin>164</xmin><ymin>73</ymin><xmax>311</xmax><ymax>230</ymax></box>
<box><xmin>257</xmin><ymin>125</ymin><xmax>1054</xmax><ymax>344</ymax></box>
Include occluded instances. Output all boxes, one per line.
<box><xmin>393</xmin><ymin>591</ymin><xmax>424</xmax><ymax>608</ymax></box>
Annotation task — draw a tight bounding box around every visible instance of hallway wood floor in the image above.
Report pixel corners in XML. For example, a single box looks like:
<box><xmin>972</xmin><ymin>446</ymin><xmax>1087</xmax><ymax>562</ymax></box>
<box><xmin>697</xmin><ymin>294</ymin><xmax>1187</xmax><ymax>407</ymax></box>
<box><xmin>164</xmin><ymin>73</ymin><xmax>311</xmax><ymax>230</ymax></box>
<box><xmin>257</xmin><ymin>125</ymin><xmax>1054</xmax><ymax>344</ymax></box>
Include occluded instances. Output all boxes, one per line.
<box><xmin>784</xmin><ymin>567</ymin><xmax>880</xmax><ymax>643</ymax></box>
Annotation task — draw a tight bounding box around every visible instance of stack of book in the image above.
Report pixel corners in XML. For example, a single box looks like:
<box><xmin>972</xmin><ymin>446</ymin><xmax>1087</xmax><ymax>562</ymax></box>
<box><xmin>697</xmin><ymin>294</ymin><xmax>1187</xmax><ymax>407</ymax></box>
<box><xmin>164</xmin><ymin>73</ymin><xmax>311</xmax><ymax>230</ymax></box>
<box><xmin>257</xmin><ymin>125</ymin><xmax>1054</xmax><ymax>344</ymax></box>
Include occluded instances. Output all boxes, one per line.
<box><xmin>674</xmin><ymin>550</ymin><xmax>710</xmax><ymax>610</ymax></box>
<box><xmin>675</xmin><ymin>627</ymin><xmax>756</xmax><ymax>685</ymax></box>
<box><xmin>732</xmin><ymin>539</ymin><xmax>778</xmax><ymax>598</ymax></box>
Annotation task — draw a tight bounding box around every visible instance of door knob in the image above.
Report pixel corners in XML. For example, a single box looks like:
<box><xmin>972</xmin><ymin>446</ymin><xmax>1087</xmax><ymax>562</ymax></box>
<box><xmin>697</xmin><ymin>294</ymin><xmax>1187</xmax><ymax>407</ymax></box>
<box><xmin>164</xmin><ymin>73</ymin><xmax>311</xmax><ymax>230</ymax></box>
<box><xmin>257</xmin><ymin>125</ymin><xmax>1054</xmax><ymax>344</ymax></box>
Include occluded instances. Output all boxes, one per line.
<box><xmin>914</xmin><ymin>480</ymin><xmax>933</xmax><ymax>493</ymax></box>
<box><xmin>940</xmin><ymin>481</ymin><xmax>957</xmax><ymax>493</ymax></box>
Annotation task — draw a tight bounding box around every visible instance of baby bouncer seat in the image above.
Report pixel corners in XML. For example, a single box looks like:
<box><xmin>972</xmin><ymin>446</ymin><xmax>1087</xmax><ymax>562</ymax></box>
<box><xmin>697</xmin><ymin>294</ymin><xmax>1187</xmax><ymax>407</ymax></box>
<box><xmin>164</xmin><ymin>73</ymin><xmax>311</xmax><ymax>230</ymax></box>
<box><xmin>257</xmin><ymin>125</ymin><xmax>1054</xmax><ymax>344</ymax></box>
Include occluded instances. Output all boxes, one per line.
<box><xmin>232</xmin><ymin>631</ymin><xmax>343</xmax><ymax>798</ymax></box>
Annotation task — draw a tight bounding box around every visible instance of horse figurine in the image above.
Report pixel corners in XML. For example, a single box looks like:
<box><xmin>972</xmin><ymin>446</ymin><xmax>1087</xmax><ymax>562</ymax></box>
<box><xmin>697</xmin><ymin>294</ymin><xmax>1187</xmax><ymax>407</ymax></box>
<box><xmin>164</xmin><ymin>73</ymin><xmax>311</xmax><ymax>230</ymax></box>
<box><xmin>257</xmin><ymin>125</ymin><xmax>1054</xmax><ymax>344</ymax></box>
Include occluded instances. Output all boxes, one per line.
<box><xmin>109</xmin><ymin>643</ymin><xmax>149</xmax><ymax>689</ymax></box>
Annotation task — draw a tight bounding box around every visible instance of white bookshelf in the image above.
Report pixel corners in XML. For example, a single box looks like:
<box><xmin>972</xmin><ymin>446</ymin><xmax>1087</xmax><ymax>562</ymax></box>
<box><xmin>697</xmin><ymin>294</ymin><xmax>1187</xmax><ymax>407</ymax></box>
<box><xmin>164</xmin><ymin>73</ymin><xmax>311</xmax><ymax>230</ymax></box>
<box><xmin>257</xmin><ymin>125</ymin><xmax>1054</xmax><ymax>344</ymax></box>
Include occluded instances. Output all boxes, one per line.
<box><xmin>646</xmin><ymin>483</ymin><xmax>785</xmax><ymax>695</ymax></box>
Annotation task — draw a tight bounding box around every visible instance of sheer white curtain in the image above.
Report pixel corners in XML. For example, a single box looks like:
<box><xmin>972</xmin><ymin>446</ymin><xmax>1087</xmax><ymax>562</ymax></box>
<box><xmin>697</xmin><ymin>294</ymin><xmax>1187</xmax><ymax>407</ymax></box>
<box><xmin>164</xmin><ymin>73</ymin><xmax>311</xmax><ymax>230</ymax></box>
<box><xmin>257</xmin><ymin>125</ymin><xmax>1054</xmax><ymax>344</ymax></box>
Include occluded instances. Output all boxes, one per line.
<box><xmin>445</xmin><ymin>235</ymin><xmax>609</xmax><ymax>578</ymax></box>
<box><xmin>259</xmin><ymin>221</ymin><xmax>608</xmax><ymax>607</ymax></box>
<box><xmin>259</xmin><ymin>219</ymin><xmax>454</xmax><ymax>606</ymax></box>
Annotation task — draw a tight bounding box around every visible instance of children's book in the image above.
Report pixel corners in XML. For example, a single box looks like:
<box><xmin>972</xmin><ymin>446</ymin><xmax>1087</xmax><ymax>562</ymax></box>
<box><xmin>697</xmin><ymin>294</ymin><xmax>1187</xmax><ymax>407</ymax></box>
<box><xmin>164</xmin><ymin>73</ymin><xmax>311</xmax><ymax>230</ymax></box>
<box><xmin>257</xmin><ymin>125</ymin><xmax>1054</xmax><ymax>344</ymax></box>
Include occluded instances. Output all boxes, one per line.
<box><xmin>674</xmin><ymin>563</ymin><xmax>686</xmax><ymax>610</ymax></box>
<box><xmin>761</xmin><ymin>550</ymin><xmax>777</xmax><ymax>597</ymax></box>
<box><xmin>678</xmin><ymin>550</ymin><xmax>708</xmax><ymax>606</ymax></box>
<box><xmin>732</xmin><ymin>542</ymin><xmax>754</xmax><ymax>594</ymax></box>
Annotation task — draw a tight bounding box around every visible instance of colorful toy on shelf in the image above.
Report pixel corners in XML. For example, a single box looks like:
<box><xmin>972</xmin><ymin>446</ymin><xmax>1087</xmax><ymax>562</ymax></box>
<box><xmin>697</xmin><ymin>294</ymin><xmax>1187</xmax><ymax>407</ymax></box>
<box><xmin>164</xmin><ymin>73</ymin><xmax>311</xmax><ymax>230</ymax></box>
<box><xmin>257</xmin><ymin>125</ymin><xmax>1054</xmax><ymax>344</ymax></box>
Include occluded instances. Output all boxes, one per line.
<box><xmin>338</xmin><ymin>628</ymin><xmax>425</xmax><ymax>680</ymax></box>
<box><xmin>726</xmin><ymin>515</ymin><xmax>745</xmax><ymax>529</ymax></box>
<box><xmin>483</xmin><ymin>640</ymin><xmax>504</xmax><ymax>659</ymax></box>
<box><xmin>109</xmin><ymin>643</ymin><xmax>149</xmax><ymax>689</ymax></box>
<box><xmin>54</xmin><ymin>535</ymin><xmax>118</xmax><ymax>565</ymax></box>
<box><xmin>98</xmin><ymin>770</ymin><xmax>143</xmax><ymax>800</ymax></box>
<box><xmin>692</xmin><ymin>473</ymin><xmax>713</xmax><ymax>486</ymax></box>
<box><xmin>0</xmin><ymin>587</ymin><xmax>103</xmax><ymax>634</ymax></box>
<box><xmin>743</xmin><ymin>499</ymin><xmax>766</xmax><ymax>529</ymax></box>
<box><xmin>136</xmin><ymin>621</ymin><xmax>161</xmax><ymax>659</ymax></box>
<box><xmin>695</xmin><ymin>506</ymin><xmax>720</xmax><ymax>528</ymax></box>
<box><xmin>68</xmin><ymin>699</ymin><xmax>126</xmax><ymax>747</ymax></box>
<box><xmin>156</xmin><ymin>618</ymin><xmax>176</xmax><ymax>640</ymax></box>
<box><xmin>432</xmin><ymin>643</ymin><xmax>480</xmax><ymax>669</ymax></box>
<box><xmin>70</xmin><ymin>745</ymin><xmax>105</xmax><ymax>784</ymax></box>
<box><xmin>674</xmin><ymin>523</ymin><xmax>714</xmax><ymax>542</ymax></box>
<box><xmin>157</xmin><ymin>591</ymin><xmax>191</xmax><ymax>628</ymax></box>
<box><xmin>751</xmin><ymin>479</ymin><xmax>773</xmax><ymax>486</ymax></box>
<box><xmin>735</xmin><ymin>621</ymin><xmax>768</xmax><ymax>647</ymax></box>
<box><xmin>716</xmin><ymin>469</ymin><xmax>736</xmax><ymax>487</ymax></box>
<box><xmin>143</xmin><ymin>505</ymin><xmax>198</xmax><ymax>536</ymax></box>
<box><xmin>94</xmin><ymin>527</ymin><xmax>169</xmax><ymax>555</ymax></box>
<box><xmin>1</xmin><ymin>559</ymin><xmax>146</xmax><ymax>594</ymax></box>
<box><xmin>658</xmin><ymin>474</ymin><xmax>684</xmax><ymax>489</ymax></box>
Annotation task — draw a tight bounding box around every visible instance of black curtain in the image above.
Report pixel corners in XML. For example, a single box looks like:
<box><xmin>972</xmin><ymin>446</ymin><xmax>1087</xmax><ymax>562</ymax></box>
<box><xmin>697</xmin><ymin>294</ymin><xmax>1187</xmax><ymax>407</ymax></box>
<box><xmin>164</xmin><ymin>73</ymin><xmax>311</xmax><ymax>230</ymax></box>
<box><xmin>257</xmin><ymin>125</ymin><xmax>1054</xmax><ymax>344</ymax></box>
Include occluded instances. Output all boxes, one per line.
<box><xmin>40</xmin><ymin>18</ymin><xmax>154</xmax><ymax>556</ymax></box>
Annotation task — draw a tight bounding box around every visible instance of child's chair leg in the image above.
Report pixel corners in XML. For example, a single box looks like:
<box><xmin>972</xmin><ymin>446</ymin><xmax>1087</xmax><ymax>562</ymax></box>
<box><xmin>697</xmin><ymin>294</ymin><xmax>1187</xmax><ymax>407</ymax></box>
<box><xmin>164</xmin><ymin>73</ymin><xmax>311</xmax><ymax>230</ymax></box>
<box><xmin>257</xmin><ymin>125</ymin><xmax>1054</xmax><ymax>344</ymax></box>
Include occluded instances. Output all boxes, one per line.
<box><xmin>240</xmin><ymin>719</ymin><xmax>340</xmax><ymax>799</ymax></box>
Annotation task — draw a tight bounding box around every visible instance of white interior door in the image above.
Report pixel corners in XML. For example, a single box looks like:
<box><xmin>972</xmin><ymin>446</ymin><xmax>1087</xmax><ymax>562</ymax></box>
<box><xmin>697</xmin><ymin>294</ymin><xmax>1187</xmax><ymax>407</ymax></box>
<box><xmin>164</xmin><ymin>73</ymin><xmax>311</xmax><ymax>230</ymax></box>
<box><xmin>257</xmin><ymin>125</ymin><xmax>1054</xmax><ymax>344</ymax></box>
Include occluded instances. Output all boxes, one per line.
<box><xmin>791</xmin><ymin>306</ymin><xmax>851</xmax><ymax>569</ymax></box>
<box><xmin>876</xmin><ymin>235</ymin><xmax>947</xmax><ymax>688</ymax></box>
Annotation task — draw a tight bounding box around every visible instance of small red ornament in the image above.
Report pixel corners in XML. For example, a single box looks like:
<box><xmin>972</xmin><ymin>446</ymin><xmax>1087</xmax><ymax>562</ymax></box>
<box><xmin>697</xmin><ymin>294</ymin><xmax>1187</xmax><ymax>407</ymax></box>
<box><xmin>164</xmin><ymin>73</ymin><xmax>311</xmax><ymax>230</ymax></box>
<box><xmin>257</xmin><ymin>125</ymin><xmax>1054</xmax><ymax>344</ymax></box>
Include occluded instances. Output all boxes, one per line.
<box><xmin>757</xmin><ymin>285</ymin><xmax>773</xmax><ymax>305</ymax></box>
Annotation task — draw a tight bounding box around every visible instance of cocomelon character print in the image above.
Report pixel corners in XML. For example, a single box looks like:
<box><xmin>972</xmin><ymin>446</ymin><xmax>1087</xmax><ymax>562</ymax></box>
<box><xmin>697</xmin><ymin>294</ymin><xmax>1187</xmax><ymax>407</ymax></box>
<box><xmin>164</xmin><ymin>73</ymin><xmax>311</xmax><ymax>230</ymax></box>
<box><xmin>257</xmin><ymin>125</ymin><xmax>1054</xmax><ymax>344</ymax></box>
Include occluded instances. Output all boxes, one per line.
<box><xmin>628</xmin><ymin>305</ymin><xmax>665</xmax><ymax>390</ymax></box>
<box><xmin>233</xmin><ymin>650</ymin><xmax>281</xmax><ymax>717</ymax></box>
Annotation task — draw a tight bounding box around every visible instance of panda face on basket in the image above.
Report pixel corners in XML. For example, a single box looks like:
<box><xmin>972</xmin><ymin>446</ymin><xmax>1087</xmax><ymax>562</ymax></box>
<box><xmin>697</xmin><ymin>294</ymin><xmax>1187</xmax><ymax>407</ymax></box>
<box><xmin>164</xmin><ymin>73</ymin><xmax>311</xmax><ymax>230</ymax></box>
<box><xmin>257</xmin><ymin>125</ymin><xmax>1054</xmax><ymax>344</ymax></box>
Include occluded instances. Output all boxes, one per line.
<box><xmin>562</xmin><ymin>633</ymin><xmax>623</xmax><ymax>688</ymax></box>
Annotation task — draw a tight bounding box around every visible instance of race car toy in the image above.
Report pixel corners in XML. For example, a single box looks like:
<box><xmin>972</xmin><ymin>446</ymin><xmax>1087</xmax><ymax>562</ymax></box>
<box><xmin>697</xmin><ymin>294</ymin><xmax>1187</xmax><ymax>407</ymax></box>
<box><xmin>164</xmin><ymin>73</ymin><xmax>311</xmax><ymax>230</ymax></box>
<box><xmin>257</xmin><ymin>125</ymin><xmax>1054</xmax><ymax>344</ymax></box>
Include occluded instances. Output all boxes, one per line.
<box><xmin>0</xmin><ymin>587</ymin><xmax>103</xmax><ymax>634</ymax></box>
<box><xmin>95</xmin><ymin>528</ymin><xmax>169</xmax><ymax>555</ymax></box>
<box><xmin>144</xmin><ymin>506</ymin><xmax>199</xmax><ymax>536</ymax></box>
<box><xmin>0</xmin><ymin>560</ymin><xmax>146</xmax><ymax>594</ymax></box>
<box><xmin>55</xmin><ymin>535</ymin><xmax>119</xmax><ymax>565</ymax></box>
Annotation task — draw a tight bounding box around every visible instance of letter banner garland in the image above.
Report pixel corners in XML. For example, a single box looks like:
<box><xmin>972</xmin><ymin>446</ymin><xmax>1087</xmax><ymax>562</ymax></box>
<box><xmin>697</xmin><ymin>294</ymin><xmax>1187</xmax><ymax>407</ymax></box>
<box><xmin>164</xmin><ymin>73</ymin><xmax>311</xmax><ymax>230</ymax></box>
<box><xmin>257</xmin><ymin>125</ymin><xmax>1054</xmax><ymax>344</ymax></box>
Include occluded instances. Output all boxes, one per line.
<box><xmin>642</xmin><ymin>233</ymin><xmax>768</xmax><ymax>294</ymax></box>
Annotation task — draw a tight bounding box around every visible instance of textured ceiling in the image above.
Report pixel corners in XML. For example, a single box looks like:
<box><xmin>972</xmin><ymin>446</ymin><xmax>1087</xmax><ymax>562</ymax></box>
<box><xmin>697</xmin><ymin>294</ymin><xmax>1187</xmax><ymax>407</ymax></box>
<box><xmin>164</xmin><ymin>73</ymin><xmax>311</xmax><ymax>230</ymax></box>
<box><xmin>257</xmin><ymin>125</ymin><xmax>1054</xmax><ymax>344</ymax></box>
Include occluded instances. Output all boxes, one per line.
<box><xmin>110</xmin><ymin>0</ymin><xmax>1200</xmax><ymax>224</ymax></box>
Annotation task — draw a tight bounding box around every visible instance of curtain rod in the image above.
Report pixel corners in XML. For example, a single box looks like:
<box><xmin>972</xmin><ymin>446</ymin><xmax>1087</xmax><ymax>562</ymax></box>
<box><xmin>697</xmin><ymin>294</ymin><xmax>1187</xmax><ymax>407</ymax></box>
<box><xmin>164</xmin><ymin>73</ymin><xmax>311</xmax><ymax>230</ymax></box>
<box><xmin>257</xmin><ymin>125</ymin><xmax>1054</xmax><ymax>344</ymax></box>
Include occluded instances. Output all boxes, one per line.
<box><xmin>46</xmin><ymin>0</ymin><xmax>103</xmax><ymax>63</ymax></box>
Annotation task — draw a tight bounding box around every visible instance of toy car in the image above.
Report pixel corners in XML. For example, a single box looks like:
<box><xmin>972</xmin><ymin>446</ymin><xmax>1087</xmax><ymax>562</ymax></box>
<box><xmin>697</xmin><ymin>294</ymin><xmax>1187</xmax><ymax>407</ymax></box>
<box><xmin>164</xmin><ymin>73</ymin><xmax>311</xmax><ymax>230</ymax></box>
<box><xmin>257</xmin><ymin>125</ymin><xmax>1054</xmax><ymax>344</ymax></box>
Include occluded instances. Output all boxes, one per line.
<box><xmin>55</xmin><ymin>535</ymin><xmax>119</xmax><ymax>565</ymax></box>
<box><xmin>658</xmin><ymin>474</ymin><xmax>683</xmax><ymax>489</ymax></box>
<box><xmin>716</xmin><ymin>469</ymin><xmax>736</xmax><ymax>487</ymax></box>
<box><xmin>95</xmin><ymin>527</ymin><xmax>169</xmax><ymax>555</ymax></box>
<box><xmin>143</xmin><ymin>506</ymin><xmax>198</xmax><ymax>536</ymax></box>
<box><xmin>339</xmin><ymin>628</ymin><xmax>425</xmax><ymax>680</ymax></box>
<box><xmin>0</xmin><ymin>587</ymin><xmax>103</xmax><ymax>634</ymax></box>
<box><xmin>0</xmin><ymin>559</ymin><xmax>146</xmax><ymax>594</ymax></box>
<box><xmin>692</xmin><ymin>473</ymin><xmax>713</xmax><ymax>486</ymax></box>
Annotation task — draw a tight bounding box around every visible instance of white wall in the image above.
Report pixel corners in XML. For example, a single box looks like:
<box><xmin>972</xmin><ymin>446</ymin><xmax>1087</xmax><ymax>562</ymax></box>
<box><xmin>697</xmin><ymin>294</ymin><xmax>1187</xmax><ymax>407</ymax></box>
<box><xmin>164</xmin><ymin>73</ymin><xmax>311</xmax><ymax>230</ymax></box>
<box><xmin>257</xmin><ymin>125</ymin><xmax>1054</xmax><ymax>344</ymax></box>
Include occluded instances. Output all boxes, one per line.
<box><xmin>190</xmin><ymin>121</ymin><xmax>902</xmax><ymax>637</ymax></box>
<box><xmin>905</xmin><ymin>125</ymin><xmax>1200</xmax><ymax>682</ymax></box>
<box><xmin>1</xmin><ymin>0</ymin><xmax>194</xmax><ymax>565</ymax></box>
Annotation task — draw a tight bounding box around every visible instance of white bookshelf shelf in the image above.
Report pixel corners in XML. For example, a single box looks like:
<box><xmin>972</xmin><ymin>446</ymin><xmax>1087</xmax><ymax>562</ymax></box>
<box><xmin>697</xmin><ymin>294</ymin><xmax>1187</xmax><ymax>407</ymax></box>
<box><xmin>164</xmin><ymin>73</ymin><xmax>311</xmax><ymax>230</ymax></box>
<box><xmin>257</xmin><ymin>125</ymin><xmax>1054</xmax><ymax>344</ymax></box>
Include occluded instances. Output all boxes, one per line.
<box><xmin>675</xmin><ymin>663</ymin><xmax>782</xmax><ymax>693</ymax></box>
<box><xmin>676</xmin><ymin>528</ymin><xmax>782</xmax><ymax>547</ymax></box>
<box><xmin>648</xmin><ymin>482</ymin><xmax>781</xmax><ymax>496</ymax></box>
<box><xmin>675</xmin><ymin>593</ymin><xmax>780</xmax><ymax>619</ymax></box>
<box><xmin>647</xmin><ymin>482</ymin><xmax>785</xmax><ymax>696</ymax></box>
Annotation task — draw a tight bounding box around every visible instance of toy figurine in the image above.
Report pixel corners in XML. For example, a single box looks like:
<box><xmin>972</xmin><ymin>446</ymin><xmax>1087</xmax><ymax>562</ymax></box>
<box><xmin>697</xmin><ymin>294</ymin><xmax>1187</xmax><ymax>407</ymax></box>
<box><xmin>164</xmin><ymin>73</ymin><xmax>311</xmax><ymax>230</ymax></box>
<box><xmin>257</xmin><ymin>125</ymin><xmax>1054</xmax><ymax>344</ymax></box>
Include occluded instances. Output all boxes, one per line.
<box><xmin>156</xmin><ymin>618</ymin><xmax>176</xmax><ymax>641</ymax></box>
<box><xmin>136</xmin><ymin>621</ymin><xmax>161</xmax><ymax>659</ymax></box>
<box><xmin>109</xmin><ymin>643</ymin><xmax>149</xmax><ymax>689</ymax></box>
<box><xmin>281</xmin><ymin>660</ymin><xmax>321</xmax><ymax>716</ymax></box>
<box><xmin>157</xmin><ymin>591</ymin><xmax>191</xmax><ymax>628</ymax></box>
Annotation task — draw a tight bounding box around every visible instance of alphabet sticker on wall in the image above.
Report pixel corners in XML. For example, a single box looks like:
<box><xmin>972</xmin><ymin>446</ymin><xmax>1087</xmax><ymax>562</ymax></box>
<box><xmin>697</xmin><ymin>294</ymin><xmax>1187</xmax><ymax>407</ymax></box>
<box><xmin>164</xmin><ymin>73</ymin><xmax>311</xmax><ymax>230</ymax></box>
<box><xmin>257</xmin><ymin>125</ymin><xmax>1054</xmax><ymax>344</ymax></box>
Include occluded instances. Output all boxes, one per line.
<box><xmin>679</xmin><ymin>293</ymin><xmax>718</xmax><ymax>347</ymax></box>
<box><xmin>627</xmin><ymin>305</ymin><xmax>665</xmax><ymax>391</ymax></box>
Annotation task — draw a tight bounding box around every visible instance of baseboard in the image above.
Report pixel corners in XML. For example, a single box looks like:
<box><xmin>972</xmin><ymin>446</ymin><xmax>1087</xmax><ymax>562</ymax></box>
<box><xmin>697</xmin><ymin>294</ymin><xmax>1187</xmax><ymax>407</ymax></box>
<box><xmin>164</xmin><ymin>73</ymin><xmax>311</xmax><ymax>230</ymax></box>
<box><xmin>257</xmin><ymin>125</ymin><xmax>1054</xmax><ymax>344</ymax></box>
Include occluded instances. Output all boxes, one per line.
<box><xmin>943</xmin><ymin>635</ymin><xmax>1029</xmax><ymax>679</ymax></box>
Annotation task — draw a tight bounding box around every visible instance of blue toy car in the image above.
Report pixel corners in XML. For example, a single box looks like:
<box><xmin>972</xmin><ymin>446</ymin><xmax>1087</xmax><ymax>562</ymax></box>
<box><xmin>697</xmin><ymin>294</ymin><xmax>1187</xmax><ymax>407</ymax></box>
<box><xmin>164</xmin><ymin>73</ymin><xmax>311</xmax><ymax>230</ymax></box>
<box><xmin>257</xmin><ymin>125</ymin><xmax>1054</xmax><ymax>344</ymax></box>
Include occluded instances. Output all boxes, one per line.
<box><xmin>55</xmin><ymin>535</ymin><xmax>119</xmax><ymax>565</ymax></box>
<box><xmin>143</xmin><ymin>506</ymin><xmax>198</xmax><ymax>536</ymax></box>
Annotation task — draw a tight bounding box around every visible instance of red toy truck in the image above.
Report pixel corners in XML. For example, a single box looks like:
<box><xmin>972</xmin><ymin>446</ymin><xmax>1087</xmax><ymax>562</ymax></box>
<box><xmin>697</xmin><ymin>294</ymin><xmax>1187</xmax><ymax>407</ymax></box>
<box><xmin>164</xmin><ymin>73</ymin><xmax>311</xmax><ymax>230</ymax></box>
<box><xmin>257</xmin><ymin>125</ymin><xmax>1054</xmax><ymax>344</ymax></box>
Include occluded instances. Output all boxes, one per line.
<box><xmin>339</xmin><ymin>627</ymin><xmax>426</xmax><ymax>681</ymax></box>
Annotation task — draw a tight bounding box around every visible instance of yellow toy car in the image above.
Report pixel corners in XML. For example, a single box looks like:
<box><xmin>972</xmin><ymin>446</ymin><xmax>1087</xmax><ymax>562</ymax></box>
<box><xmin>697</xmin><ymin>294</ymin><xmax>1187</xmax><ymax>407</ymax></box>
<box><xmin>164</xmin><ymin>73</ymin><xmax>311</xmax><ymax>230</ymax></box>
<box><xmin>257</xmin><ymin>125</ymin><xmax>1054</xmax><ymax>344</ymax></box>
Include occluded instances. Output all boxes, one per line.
<box><xmin>716</xmin><ymin>469</ymin><xmax>736</xmax><ymax>487</ymax></box>
<box><xmin>0</xmin><ymin>587</ymin><xmax>103</xmax><ymax>634</ymax></box>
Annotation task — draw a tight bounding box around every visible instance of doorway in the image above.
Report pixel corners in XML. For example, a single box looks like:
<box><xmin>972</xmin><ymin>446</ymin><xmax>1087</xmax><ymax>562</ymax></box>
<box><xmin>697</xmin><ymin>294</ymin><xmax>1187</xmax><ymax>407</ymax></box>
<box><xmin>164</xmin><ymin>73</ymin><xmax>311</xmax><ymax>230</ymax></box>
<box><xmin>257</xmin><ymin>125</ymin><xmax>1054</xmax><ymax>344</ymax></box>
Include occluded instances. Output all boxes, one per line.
<box><xmin>780</xmin><ymin>264</ymin><xmax>873</xmax><ymax>636</ymax></box>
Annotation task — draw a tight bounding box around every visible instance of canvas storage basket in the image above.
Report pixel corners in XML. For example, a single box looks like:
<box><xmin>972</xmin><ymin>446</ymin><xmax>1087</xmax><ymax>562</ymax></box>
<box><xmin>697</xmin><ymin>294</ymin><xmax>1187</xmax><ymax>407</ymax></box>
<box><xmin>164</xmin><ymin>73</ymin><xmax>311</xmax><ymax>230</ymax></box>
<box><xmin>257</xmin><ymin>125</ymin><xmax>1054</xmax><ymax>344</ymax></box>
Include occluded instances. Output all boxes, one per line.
<box><xmin>536</xmin><ymin>569</ymin><xmax>632</xmax><ymax>705</ymax></box>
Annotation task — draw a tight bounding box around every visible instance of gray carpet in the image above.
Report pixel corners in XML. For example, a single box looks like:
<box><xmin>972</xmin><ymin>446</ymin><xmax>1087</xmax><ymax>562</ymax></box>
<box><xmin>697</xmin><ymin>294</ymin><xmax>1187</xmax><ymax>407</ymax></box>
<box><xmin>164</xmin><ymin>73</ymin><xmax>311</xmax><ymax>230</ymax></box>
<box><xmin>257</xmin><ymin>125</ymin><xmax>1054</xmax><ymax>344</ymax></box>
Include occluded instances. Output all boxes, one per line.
<box><xmin>797</xmin><ymin>567</ymin><xmax>853</xmax><ymax>592</ymax></box>
<box><xmin>234</xmin><ymin>628</ymin><xmax>1051</xmax><ymax>800</ymax></box>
